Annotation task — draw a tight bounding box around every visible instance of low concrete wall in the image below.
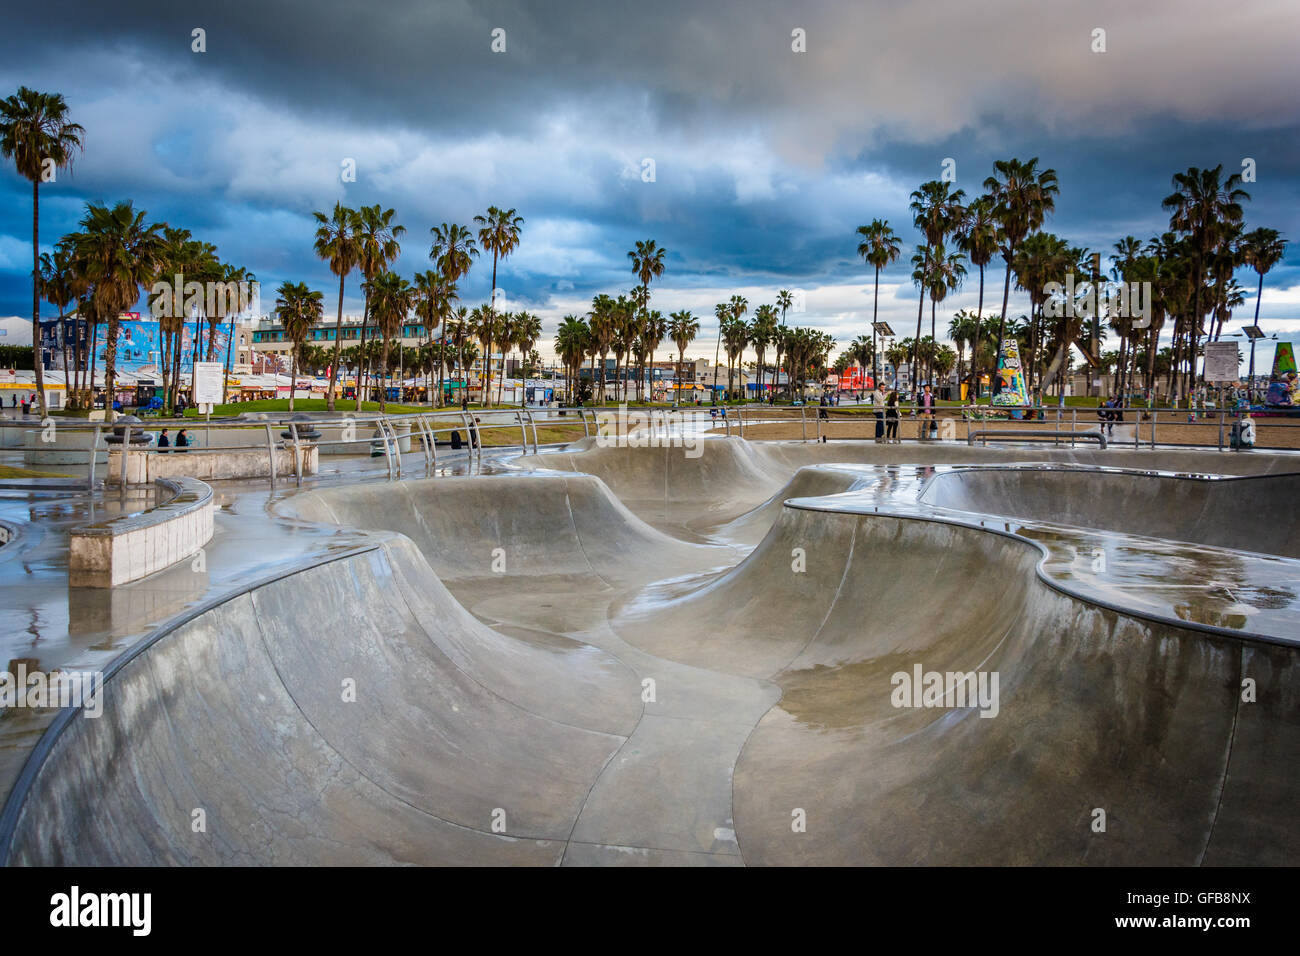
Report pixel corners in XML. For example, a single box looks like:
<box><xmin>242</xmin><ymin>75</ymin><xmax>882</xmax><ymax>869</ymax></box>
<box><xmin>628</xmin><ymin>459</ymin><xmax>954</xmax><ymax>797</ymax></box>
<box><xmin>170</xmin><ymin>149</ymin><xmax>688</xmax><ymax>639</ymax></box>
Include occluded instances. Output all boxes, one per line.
<box><xmin>106</xmin><ymin>444</ymin><xmax>318</xmax><ymax>485</ymax></box>
<box><xmin>21</xmin><ymin>428</ymin><xmax>108</xmax><ymax>465</ymax></box>
<box><xmin>69</xmin><ymin>477</ymin><xmax>215</xmax><ymax>587</ymax></box>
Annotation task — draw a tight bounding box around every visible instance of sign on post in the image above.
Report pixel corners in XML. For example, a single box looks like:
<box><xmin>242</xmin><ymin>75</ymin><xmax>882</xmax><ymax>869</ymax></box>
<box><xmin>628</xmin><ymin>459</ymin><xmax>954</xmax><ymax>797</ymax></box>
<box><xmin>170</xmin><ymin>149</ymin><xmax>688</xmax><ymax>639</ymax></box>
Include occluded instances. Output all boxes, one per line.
<box><xmin>1203</xmin><ymin>342</ymin><xmax>1239</xmax><ymax>383</ymax></box>
<box><xmin>193</xmin><ymin>362</ymin><xmax>224</xmax><ymax>406</ymax></box>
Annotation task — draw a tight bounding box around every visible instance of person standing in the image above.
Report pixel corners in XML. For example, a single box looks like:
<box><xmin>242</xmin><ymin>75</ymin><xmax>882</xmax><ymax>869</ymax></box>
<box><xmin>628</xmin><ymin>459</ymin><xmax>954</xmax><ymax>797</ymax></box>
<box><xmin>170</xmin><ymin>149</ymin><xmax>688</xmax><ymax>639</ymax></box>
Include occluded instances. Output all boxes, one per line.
<box><xmin>920</xmin><ymin>384</ymin><xmax>936</xmax><ymax>439</ymax></box>
<box><xmin>175</xmin><ymin>429</ymin><xmax>190</xmax><ymax>452</ymax></box>
<box><xmin>157</xmin><ymin>428</ymin><xmax>171</xmax><ymax>453</ymax></box>
<box><xmin>871</xmin><ymin>384</ymin><xmax>886</xmax><ymax>442</ymax></box>
<box><xmin>885</xmin><ymin>390</ymin><xmax>900</xmax><ymax>442</ymax></box>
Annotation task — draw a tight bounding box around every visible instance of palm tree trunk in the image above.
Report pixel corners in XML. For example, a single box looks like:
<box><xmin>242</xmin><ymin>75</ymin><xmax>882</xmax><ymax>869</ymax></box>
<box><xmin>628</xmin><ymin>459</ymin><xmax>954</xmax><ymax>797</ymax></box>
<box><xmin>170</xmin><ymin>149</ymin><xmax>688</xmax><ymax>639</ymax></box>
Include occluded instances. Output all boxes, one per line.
<box><xmin>222</xmin><ymin>313</ymin><xmax>237</xmax><ymax>405</ymax></box>
<box><xmin>355</xmin><ymin>298</ymin><xmax>370</xmax><ymax>411</ymax></box>
<box><xmin>378</xmin><ymin>336</ymin><xmax>389</xmax><ymax>413</ymax></box>
<box><xmin>105</xmin><ymin>314</ymin><xmax>119</xmax><ymax>417</ymax></box>
<box><xmin>289</xmin><ymin>345</ymin><xmax>298</xmax><ymax>413</ymax></box>
<box><xmin>31</xmin><ymin>180</ymin><xmax>47</xmax><ymax>417</ymax></box>
<box><xmin>971</xmin><ymin>263</ymin><xmax>985</xmax><ymax>401</ymax></box>
<box><xmin>912</xmin><ymin>284</ymin><xmax>924</xmax><ymax>396</ymax></box>
<box><xmin>89</xmin><ymin>317</ymin><xmax>99</xmax><ymax>404</ymax></box>
<box><xmin>327</xmin><ymin>272</ymin><xmax>345</xmax><ymax>412</ymax></box>
<box><xmin>993</xmin><ymin>252</ymin><xmax>1014</xmax><ymax>397</ymax></box>
<box><xmin>58</xmin><ymin>310</ymin><xmax>70</xmax><ymax>405</ymax></box>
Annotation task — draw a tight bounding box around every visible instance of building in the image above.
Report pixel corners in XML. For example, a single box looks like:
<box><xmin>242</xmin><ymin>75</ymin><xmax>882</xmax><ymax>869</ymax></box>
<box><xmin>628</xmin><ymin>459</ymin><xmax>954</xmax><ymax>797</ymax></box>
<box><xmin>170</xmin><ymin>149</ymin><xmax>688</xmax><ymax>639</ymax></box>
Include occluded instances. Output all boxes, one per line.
<box><xmin>0</xmin><ymin>316</ymin><xmax>33</xmax><ymax>347</ymax></box>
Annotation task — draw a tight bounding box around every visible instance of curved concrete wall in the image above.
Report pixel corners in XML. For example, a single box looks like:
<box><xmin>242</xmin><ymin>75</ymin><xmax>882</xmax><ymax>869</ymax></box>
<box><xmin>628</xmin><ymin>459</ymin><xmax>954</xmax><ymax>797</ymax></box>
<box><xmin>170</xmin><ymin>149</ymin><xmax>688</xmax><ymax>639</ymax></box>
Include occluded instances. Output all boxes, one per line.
<box><xmin>920</xmin><ymin>468</ymin><xmax>1300</xmax><ymax>558</ymax></box>
<box><xmin>1</xmin><ymin>537</ymin><xmax>641</xmax><ymax>865</ymax></box>
<box><xmin>614</xmin><ymin>503</ymin><xmax>1300</xmax><ymax>865</ymax></box>
<box><xmin>68</xmin><ymin>477</ymin><xmax>215</xmax><ymax>587</ymax></box>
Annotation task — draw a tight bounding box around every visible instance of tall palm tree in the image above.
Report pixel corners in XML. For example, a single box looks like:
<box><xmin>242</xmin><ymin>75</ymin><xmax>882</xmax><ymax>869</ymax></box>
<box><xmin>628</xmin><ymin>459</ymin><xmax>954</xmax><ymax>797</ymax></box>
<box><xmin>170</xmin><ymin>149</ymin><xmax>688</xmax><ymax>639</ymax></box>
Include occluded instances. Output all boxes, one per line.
<box><xmin>313</xmin><ymin>202</ymin><xmax>360</xmax><ymax>412</ymax></box>
<box><xmin>750</xmin><ymin>304</ymin><xmax>777</xmax><ymax>399</ymax></box>
<box><xmin>68</xmin><ymin>202</ymin><xmax>164</xmax><ymax>414</ymax></box>
<box><xmin>774</xmin><ymin>289</ymin><xmax>794</xmax><ymax>400</ymax></box>
<box><xmin>1163</xmin><ymin>165</ymin><xmax>1249</xmax><ymax>388</ymax></box>
<box><xmin>413</xmin><ymin>270</ymin><xmax>455</xmax><ymax>404</ymax></box>
<box><xmin>856</xmin><ymin>219</ymin><xmax>902</xmax><ymax>389</ymax></box>
<box><xmin>909</xmin><ymin>180</ymin><xmax>966</xmax><ymax>390</ymax></box>
<box><xmin>217</xmin><ymin>263</ymin><xmax>255</xmax><ymax>402</ymax></box>
<box><xmin>722</xmin><ymin>317</ymin><xmax>750</xmax><ymax>401</ymax></box>
<box><xmin>984</xmin><ymin>157</ymin><xmax>1059</xmax><ymax>395</ymax></box>
<box><xmin>956</xmin><ymin>196</ymin><xmax>998</xmax><ymax>399</ymax></box>
<box><xmin>1</xmin><ymin>87</ymin><xmax>85</xmax><ymax>416</ymax></box>
<box><xmin>474</xmin><ymin>207</ymin><xmax>524</xmax><ymax>405</ymax></box>
<box><xmin>628</xmin><ymin>239</ymin><xmax>667</xmax><ymax>398</ymax></box>
<box><xmin>366</xmin><ymin>270</ymin><xmax>415</xmax><ymax>412</ymax></box>
<box><xmin>429</xmin><ymin>222</ymin><xmax>478</xmax><ymax>405</ymax></box>
<box><xmin>275</xmin><ymin>281</ymin><xmax>325</xmax><ymax>413</ymax></box>
<box><xmin>353</xmin><ymin>205</ymin><xmax>405</xmax><ymax>408</ymax></box>
<box><xmin>1239</xmin><ymin>227</ymin><xmax>1287</xmax><ymax>333</ymax></box>
<box><xmin>38</xmin><ymin>244</ymin><xmax>75</xmax><ymax>397</ymax></box>
<box><xmin>668</xmin><ymin>310</ymin><xmax>700</xmax><ymax>405</ymax></box>
<box><xmin>446</xmin><ymin>306</ymin><xmax>472</xmax><ymax>404</ymax></box>
<box><xmin>725</xmin><ymin>295</ymin><xmax>748</xmax><ymax>400</ymax></box>
<box><xmin>711</xmin><ymin>302</ymin><xmax>729</xmax><ymax>403</ymax></box>
<box><xmin>925</xmin><ymin>247</ymin><xmax>966</xmax><ymax>388</ymax></box>
<box><xmin>588</xmin><ymin>294</ymin><xmax>616</xmax><ymax>403</ymax></box>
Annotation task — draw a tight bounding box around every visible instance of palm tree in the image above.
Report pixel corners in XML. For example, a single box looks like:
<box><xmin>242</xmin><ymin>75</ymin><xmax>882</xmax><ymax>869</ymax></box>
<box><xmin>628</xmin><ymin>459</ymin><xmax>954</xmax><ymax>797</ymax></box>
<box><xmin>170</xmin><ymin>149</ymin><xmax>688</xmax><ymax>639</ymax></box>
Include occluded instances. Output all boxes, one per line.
<box><xmin>365</xmin><ymin>270</ymin><xmax>415</xmax><ymax>412</ymax></box>
<box><xmin>668</xmin><ymin>310</ymin><xmax>700</xmax><ymax>405</ymax></box>
<box><xmin>511</xmin><ymin>310</ymin><xmax>543</xmax><ymax>406</ymax></box>
<box><xmin>469</xmin><ymin>305</ymin><xmax>495</xmax><ymax>406</ymax></box>
<box><xmin>429</xmin><ymin>222</ymin><xmax>478</xmax><ymax>405</ymax></box>
<box><xmin>1</xmin><ymin>87</ymin><xmax>85</xmax><ymax>416</ymax></box>
<box><xmin>956</xmin><ymin>196</ymin><xmax>998</xmax><ymax>399</ymax></box>
<box><xmin>413</xmin><ymin>270</ymin><xmax>454</xmax><ymax>404</ymax></box>
<box><xmin>639</xmin><ymin>309</ymin><xmax>667</xmax><ymax>403</ymax></box>
<box><xmin>628</xmin><ymin>239</ymin><xmax>667</xmax><ymax>399</ymax></box>
<box><xmin>554</xmin><ymin>315</ymin><xmax>590</xmax><ymax>403</ymax></box>
<box><xmin>774</xmin><ymin>289</ymin><xmax>794</xmax><ymax>400</ymax></box>
<box><xmin>588</xmin><ymin>295</ymin><xmax>615</xmax><ymax>403</ymax></box>
<box><xmin>446</xmin><ymin>306</ymin><xmax>472</xmax><ymax>404</ymax></box>
<box><xmin>711</xmin><ymin>302</ymin><xmax>729</xmax><ymax>403</ymax></box>
<box><xmin>313</xmin><ymin>202</ymin><xmax>360</xmax><ymax>412</ymax></box>
<box><xmin>856</xmin><ymin>219</ymin><xmax>901</xmax><ymax>389</ymax></box>
<box><xmin>722</xmin><ymin>317</ymin><xmax>750</xmax><ymax>401</ymax></box>
<box><xmin>984</xmin><ymin>158</ymin><xmax>1059</xmax><ymax>395</ymax></box>
<box><xmin>750</xmin><ymin>304</ymin><xmax>777</xmax><ymax>399</ymax></box>
<box><xmin>353</xmin><ymin>205</ymin><xmax>405</xmax><ymax>409</ymax></box>
<box><xmin>474</xmin><ymin>206</ymin><xmax>524</xmax><ymax>405</ymax></box>
<box><xmin>1239</xmin><ymin>227</ymin><xmax>1287</xmax><ymax>334</ymax></box>
<box><xmin>725</xmin><ymin>295</ymin><xmax>748</xmax><ymax>399</ymax></box>
<box><xmin>1163</xmin><ymin>165</ymin><xmax>1249</xmax><ymax>388</ymax></box>
<box><xmin>947</xmin><ymin>310</ymin><xmax>977</xmax><ymax>389</ymax></box>
<box><xmin>38</xmin><ymin>244</ymin><xmax>75</xmax><ymax>398</ymax></box>
<box><xmin>68</xmin><ymin>202</ymin><xmax>164</xmax><ymax>414</ymax></box>
<box><xmin>275</xmin><ymin>281</ymin><xmax>325</xmax><ymax>413</ymax></box>
<box><xmin>216</xmin><ymin>263</ymin><xmax>254</xmax><ymax>402</ymax></box>
<box><xmin>909</xmin><ymin>180</ymin><xmax>967</xmax><ymax>391</ymax></box>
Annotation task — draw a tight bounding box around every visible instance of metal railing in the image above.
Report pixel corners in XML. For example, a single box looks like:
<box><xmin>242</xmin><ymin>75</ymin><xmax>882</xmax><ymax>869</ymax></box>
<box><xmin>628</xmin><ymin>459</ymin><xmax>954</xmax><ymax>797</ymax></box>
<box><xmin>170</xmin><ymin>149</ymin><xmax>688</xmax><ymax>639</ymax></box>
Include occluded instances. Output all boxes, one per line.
<box><xmin>2</xmin><ymin>400</ymin><xmax>1294</xmax><ymax>492</ymax></box>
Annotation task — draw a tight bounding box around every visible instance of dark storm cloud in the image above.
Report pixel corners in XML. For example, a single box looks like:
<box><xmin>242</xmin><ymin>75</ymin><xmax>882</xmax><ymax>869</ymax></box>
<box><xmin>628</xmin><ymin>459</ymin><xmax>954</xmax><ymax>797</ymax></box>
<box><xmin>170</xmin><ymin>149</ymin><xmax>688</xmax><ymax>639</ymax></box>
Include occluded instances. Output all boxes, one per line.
<box><xmin>1</xmin><ymin>0</ymin><xmax>1298</xmax><ymax>344</ymax></box>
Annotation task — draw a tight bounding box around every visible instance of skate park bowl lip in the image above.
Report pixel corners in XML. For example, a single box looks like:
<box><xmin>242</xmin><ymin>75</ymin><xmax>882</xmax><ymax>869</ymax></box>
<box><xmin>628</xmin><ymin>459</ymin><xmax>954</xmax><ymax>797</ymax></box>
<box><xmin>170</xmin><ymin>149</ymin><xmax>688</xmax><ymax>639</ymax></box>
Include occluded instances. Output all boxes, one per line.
<box><xmin>777</xmin><ymin>463</ymin><xmax>1300</xmax><ymax>647</ymax></box>
<box><xmin>917</xmin><ymin>463</ymin><xmax>1300</xmax><ymax>559</ymax></box>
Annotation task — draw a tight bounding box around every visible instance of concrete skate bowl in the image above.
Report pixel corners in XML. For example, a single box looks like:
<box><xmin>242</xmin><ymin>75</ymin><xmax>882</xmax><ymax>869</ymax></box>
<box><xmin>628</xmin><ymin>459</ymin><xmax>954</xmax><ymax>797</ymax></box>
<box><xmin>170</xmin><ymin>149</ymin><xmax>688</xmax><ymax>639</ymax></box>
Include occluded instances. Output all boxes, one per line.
<box><xmin>920</xmin><ymin>467</ymin><xmax>1300</xmax><ymax>558</ymax></box>
<box><xmin>0</xmin><ymin>536</ymin><xmax>645</xmax><ymax>865</ymax></box>
<box><xmin>276</xmin><ymin>472</ymin><xmax>733</xmax><ymax>589</ymax></box>
<box><xmin>612</xmin><ymin>501</ymin><xmax>1300</xmax><ymax>865</ymax></box>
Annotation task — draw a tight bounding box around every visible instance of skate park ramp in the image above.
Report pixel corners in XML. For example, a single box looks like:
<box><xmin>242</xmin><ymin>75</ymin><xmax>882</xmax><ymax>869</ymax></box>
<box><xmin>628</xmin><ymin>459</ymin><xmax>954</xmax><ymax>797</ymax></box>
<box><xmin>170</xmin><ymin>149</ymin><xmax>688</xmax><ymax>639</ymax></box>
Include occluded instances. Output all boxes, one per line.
<box><xmin>918</xmin><ymin>466</ymin><xmax>1300</xmax><ymax>558</ymax></box>
<box><xmin>3</xmin><ymin>439</ymin><xmax>1298</xmax><ymax>865</ymax></box>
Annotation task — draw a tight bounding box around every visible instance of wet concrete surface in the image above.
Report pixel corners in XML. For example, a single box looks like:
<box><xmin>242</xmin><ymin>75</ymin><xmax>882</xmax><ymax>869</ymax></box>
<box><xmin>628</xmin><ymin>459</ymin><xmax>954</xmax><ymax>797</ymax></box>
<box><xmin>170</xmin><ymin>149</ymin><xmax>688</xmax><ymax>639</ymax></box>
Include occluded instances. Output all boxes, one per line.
<box><xmin>1</xmin><ymin>437</ymin><xmax>1297</xmax><ymax>865</ymax></box>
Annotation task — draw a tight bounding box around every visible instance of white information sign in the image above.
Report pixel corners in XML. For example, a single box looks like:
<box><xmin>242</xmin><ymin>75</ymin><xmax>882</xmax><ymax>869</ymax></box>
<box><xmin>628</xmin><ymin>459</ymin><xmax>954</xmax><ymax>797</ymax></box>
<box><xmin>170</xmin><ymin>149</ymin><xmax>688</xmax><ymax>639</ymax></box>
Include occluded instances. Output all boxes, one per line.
<box><xmin>1203</xmin><ymin>342</ymin><xmax>1239</xmax><ymax>383</ymax></box>
<box><xmin>193</xmin><ymin>362</ymin><xmax>224</xmax><ymax>405</ymax></box>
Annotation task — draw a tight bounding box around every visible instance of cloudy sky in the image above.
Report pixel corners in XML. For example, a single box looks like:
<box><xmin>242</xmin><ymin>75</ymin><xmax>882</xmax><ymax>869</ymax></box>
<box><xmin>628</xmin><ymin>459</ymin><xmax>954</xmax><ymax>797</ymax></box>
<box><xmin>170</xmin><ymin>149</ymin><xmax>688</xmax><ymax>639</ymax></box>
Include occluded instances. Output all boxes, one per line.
<box><xmin>2</xmin><ymin>0</ymin><xmax>1299</xmax><ymax>367</ymax></box>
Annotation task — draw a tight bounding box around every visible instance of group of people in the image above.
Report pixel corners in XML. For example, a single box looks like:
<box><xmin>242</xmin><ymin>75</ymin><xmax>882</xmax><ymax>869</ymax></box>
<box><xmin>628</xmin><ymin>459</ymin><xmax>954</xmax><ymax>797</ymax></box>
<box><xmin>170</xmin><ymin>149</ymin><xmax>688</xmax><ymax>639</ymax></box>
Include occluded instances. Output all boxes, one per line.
<box><xmin>6</xmin><ymin>393</ymin><xmax>38</xmax><ymax>415</ymax></box>
<box><xmin>156</xmin><ymin>428</ymin><xmax>190</xmax><ymax>452</ymax></box>
<box><xmin>1097</xmin><ymin>398</ymin><xmax>1125</xmax><ymax>437</ymax></box>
